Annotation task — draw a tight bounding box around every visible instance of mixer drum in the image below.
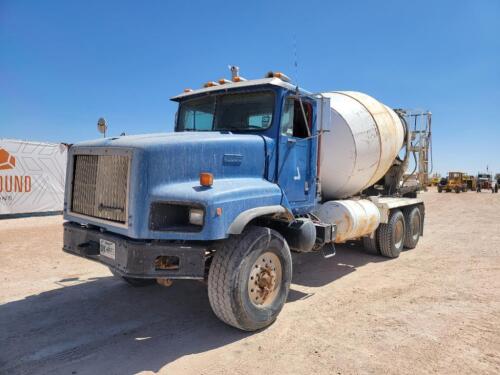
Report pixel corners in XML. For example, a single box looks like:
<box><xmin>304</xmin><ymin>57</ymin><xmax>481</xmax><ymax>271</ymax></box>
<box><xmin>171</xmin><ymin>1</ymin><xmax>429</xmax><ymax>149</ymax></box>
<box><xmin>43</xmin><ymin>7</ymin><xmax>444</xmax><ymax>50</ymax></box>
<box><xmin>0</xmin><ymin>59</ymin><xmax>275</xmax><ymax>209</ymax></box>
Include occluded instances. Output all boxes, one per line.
<box><xmin>319</xmin><ymin>91</ymin><xmax>405</xmax><ymax>200</ymax></box>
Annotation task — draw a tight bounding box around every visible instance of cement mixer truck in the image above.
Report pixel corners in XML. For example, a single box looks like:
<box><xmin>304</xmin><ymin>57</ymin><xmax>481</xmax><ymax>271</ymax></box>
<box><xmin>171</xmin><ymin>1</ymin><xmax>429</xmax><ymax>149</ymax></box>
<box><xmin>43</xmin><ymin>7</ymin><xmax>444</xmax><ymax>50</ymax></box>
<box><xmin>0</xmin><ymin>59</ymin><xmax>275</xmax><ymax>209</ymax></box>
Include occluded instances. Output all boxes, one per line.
<box><xmin>62</xmin><ymin>69</ymin><xmax>430</xmax><ymax>331</ymax></box>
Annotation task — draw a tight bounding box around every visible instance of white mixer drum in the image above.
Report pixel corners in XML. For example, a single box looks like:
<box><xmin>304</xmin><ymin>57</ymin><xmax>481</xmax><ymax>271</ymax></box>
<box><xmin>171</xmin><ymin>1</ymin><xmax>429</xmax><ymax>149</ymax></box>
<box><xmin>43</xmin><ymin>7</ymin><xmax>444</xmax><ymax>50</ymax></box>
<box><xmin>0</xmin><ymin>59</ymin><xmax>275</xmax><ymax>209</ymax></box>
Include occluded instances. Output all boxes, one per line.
<box><xmin>319</xmin><ymin>91</ymin><xmax>405</xmax><ymax>199</ymax></box>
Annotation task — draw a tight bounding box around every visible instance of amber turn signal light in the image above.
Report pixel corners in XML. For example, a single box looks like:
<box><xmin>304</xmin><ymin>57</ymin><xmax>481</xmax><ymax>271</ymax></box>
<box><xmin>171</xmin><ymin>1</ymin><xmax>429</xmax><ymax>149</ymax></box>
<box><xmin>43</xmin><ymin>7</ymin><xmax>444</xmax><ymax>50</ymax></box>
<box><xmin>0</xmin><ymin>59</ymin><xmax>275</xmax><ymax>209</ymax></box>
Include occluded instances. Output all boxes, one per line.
<box><xmin>200</xmin><ymin>172</ymin><xmax>214</xmax><ymax>187</ymax></box>
<box><xmin>203</xmin><ymin>81</ymin><xmax>220</xmax><ymax>88</ymax></box>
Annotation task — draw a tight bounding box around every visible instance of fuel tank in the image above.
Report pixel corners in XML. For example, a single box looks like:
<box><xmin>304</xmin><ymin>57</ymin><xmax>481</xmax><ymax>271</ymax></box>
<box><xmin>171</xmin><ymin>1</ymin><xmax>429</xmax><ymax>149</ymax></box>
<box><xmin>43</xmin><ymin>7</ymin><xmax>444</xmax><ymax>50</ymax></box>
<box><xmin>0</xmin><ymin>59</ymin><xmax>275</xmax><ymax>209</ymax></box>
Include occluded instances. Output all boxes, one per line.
<box><xmin>314</xmin><ymin>199</ymin><xmax>381</xmax><ymax>243</ymax></box>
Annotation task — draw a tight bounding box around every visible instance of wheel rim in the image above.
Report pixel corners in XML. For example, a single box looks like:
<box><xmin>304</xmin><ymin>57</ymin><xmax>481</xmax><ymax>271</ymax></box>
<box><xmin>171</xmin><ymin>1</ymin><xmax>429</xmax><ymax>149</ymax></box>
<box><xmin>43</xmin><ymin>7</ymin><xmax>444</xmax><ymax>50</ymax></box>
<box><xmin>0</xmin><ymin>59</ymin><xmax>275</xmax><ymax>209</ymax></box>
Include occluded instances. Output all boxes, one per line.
<box><xmin>394</xmin><ymin>219</ymin><xmax>404</xmax><ymax>248</ymax></box>
<box><xmin>248</xmin><ymin>252</ymin><xmax>282</xmax><ymax>307</ymax></box>
<box><xmin>411</xmin><ymin>213</ymin><xmax>420</xmax><ymax>241</ymax></box>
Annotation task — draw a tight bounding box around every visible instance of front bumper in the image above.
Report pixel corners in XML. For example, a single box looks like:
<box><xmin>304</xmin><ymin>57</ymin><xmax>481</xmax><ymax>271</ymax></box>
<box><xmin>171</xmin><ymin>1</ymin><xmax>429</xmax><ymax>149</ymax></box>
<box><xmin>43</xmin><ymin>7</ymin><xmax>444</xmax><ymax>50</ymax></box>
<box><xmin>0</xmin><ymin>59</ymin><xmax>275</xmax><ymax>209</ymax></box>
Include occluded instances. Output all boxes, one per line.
<box><xmin>63</xmin><ymin>222</ymin><xmax>207</xmax><ymax>279</ymax></box>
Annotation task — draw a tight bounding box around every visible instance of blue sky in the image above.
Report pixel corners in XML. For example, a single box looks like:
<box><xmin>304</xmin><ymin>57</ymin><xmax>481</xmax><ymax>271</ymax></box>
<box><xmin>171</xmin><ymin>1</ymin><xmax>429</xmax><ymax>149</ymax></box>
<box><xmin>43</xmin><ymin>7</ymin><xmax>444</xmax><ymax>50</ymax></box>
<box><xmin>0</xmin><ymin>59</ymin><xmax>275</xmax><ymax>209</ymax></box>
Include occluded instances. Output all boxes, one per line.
<box><xmin>1</xmin><ymin>0</ymin><xmax>499</xmax><ymax>175</ymax></box>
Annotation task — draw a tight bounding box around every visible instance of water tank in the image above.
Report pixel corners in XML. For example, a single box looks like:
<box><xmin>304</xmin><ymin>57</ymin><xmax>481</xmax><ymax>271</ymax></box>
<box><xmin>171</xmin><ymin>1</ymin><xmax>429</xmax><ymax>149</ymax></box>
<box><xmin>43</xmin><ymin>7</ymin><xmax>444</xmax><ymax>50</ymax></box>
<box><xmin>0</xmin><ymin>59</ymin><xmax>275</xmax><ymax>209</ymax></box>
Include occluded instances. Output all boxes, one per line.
<box><xmin>319</xmin><ymin>91</ymin><xmax>405</xmax><ymax>199</ymax></box>
<box><xmin>315</xmin><ymin>199</ymin><xmax>381</xmax><ymax>243</ymax></box>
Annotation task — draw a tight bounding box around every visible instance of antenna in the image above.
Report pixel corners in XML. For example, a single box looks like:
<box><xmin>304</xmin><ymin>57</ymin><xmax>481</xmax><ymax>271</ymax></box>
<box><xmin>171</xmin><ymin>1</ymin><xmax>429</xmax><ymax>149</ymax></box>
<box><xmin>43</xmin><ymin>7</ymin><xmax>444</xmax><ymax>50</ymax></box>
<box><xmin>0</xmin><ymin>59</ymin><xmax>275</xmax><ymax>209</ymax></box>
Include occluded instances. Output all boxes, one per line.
<box><xmin>292</xmin><ymin>33</ymin><xmax>299</xmax><ymax>86</ymax></box>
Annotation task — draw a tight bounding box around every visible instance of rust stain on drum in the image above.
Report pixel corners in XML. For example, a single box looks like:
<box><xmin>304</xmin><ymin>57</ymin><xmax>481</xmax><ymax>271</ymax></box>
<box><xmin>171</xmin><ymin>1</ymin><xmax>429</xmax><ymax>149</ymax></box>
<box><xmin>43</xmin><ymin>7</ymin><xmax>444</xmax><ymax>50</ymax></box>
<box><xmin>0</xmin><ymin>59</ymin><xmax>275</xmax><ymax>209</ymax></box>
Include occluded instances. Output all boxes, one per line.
<box><xmin>334</xmin><ymin>213</ymin><xmax>352</xmax><ymax>243</ymax></box>
<box><xmin>342</xmin><ymin>212</ymin><xmax>352</xmax><ymax>231</ymax></box>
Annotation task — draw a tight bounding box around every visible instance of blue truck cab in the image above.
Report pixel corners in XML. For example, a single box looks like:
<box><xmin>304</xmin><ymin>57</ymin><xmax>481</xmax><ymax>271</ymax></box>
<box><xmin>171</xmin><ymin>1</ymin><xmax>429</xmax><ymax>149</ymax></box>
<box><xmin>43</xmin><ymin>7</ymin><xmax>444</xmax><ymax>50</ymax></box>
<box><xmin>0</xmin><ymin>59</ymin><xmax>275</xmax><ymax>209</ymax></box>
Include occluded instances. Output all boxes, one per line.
<box><xmin>63</xmin><ymin>72</ymin><xmax>335</xmax><ymax>331</ymax></box>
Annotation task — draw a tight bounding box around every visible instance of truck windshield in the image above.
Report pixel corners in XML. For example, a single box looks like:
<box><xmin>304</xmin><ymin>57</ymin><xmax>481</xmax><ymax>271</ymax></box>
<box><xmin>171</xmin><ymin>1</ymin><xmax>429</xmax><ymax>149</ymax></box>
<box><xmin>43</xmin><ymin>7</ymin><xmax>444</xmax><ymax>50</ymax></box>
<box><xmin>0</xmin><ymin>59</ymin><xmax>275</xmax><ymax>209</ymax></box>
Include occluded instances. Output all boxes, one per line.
<box><xmin>177</xmin><ymin>91</ymin><xmax>274</xmax><ymax>132</ymax></box>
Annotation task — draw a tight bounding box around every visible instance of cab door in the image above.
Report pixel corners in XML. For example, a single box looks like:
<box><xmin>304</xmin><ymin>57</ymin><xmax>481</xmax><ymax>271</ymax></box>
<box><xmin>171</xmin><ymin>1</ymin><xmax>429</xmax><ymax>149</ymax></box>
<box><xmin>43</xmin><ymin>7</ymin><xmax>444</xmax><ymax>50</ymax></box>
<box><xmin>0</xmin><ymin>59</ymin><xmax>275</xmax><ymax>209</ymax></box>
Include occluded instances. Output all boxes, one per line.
<box><xmin>277</xmin><ymin>96</ymin><xmax>315</xmax><ymax>206</ymax></box>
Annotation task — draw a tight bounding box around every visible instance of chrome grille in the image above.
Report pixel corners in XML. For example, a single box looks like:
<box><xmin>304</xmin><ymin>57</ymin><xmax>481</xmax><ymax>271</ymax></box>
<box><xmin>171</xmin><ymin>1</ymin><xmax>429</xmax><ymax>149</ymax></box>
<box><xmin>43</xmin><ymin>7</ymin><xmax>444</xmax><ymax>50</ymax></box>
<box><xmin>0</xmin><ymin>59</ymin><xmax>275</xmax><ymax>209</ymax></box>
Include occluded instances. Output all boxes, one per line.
<box><xmin>71</xmin><ymin>154</ymin><xmax>129</xmax><ymax>223</ymax></box>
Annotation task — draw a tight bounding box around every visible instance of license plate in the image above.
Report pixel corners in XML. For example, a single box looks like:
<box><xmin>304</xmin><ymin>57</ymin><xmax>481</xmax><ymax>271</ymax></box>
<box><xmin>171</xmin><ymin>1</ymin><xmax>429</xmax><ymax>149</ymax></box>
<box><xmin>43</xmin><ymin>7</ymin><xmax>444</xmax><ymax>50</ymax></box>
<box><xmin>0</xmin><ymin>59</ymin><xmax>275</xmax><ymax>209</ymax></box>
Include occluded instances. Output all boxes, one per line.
<box><xmin>99</xmin><ymin>239</ymin><xmax>116</xmax><ymax>260</ymax></box>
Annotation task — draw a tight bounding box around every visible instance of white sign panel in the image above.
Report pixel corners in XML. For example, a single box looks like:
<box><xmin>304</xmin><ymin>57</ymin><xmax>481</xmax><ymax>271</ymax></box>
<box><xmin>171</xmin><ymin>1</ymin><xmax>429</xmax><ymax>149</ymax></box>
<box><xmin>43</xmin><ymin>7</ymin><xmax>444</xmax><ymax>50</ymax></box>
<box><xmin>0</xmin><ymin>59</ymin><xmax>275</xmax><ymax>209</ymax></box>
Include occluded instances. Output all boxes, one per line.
<box><xmin>0</xmin><ymin>139</ymin><xmax>68</xmax><ymax>215</ymax></box>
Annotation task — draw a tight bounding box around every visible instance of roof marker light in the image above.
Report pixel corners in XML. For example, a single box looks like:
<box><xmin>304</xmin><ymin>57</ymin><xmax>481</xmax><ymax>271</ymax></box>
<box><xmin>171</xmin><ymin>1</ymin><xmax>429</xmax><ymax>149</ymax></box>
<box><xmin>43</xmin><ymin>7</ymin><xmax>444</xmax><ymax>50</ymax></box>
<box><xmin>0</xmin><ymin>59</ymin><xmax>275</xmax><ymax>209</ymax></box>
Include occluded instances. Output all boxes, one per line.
<box><xmin>203</xmin><ymin>81</ymin><xmax>220</xmax><ymax>88</ymax></box>
<box><xmin>218</xmin><ymin>78</ymin><xmax>232</xmax><ymax>85</ymax></box>
<box><xmin>231</xmin><ymin>76</ymin><xmax>247</xmax><ymax>82</ymax></box>
<box><xmin>266</xmin><ymin>71</ymin><xmax>291</xmax><ymax>83</ymax></box>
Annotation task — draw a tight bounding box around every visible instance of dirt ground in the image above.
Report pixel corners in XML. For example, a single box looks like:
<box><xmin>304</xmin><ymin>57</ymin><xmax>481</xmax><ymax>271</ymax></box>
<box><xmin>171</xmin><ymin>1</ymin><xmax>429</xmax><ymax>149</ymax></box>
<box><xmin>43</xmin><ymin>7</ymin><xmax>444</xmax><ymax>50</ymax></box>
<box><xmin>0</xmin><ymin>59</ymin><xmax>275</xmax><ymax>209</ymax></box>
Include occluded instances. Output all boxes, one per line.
<box><xmin>1</xmin><ymin>189</ymin><xmax>499</xmax><ymax>375</ymax></box>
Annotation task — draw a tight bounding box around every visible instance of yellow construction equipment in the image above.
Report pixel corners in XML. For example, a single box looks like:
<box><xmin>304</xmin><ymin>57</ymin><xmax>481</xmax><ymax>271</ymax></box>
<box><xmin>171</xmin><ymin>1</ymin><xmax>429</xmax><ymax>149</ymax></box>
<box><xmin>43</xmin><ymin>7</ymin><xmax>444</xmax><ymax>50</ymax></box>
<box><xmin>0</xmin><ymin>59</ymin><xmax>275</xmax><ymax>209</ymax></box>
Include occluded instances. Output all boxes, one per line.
<box><xmin>437</xmin><ymin>172</ymin><xmax>467</xmax><ymax>193</ymax></box>
<box><xmin>429</xmin><ymin>173</ymin><xmax>441</xmax><ymax>186</ymax></box>
<box><xmin>463</xmin><ymin>174</ymin><xmax>476</xmax><ymax>191</ymax></box>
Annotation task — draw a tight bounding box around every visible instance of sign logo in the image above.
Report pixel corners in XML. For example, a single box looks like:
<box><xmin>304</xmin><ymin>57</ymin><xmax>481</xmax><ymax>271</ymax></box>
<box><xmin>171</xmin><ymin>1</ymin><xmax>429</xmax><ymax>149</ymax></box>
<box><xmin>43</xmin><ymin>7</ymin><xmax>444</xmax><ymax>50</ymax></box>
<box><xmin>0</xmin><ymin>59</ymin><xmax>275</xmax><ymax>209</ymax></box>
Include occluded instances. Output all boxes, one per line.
<box><xmin>0</xmin><ymin>148</ymin><xmax>31</xmax><ymax>193</ymax></box>
<box><xmin>0</xmin><ymin>148</ymin><xmax>16</xmax><ymax>170</ymax></box>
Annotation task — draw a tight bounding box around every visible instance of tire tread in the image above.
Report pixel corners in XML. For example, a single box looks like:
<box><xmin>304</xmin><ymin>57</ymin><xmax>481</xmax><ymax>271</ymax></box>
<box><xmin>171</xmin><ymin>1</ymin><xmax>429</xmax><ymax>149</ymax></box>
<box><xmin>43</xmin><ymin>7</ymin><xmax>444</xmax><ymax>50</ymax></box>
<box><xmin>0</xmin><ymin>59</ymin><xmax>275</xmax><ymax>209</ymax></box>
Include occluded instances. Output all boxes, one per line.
<box><xmin>378</xmin><ymin>210</ymin><xmax>404</xmax><ymax>258</ymax></box>
<box><xmin>207</xmin><ymin>226</ymin><xmax>291</xmax><ymax>331</ymax></box>
<box><xmin>403</xmin><ymin>206</ymin><xmax>421</xmax><ymax>249</ymax></box>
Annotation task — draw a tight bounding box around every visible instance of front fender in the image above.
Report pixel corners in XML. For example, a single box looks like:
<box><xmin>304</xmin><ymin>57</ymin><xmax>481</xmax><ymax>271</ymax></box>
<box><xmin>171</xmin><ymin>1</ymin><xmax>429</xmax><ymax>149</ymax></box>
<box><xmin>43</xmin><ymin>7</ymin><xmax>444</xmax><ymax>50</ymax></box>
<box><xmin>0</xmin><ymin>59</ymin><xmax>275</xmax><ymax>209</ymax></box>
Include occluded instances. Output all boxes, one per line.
<box><xmin>227</xmin><ymin>205</ymin><xmax>290</xmax><ymax>234</ymax></box>
<box><xmin>148</xmin><ymin>178</ymin><xmax>292</xmax><ymax>240</ymax></box>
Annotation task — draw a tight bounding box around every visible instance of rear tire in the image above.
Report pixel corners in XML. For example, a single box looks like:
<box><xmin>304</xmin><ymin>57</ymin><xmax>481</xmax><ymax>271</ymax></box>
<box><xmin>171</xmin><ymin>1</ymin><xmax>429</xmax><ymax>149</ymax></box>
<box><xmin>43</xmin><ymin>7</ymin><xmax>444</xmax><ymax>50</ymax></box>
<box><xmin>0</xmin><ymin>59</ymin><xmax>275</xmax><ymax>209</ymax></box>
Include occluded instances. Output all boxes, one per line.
<box><xmin>109</xmin><ymin>268</ymin><xmax>156</xmax><ymax>287</ymax></box>
<box><xmin>378</xmin><ymin>210</ymin><xmax>405</xmax><ymax>258</ymax></box>
<box><xmin>403</xmin><ymin>206</ymin><xmax>421</xmax><ymax>249</ymax></box>
<box><xmin>437</xmin><ymin>187</ymin><xmax>442</xmax><ymax>193</ymax></box>
<box><xmin>208</xmin><ymin>226</ymin><xmax>292</xmax><ymax>331</ymax></box>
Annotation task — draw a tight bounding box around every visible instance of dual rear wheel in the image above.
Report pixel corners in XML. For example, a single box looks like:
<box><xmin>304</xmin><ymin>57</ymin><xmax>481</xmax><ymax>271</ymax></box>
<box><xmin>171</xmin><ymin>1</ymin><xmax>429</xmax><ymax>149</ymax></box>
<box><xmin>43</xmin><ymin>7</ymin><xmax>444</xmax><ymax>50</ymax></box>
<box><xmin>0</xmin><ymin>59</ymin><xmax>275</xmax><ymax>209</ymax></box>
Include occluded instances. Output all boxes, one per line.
<box><xmin>364</xmin><ymin>206</ymin><xmax>422</xmax><ymax>258</ymax></box>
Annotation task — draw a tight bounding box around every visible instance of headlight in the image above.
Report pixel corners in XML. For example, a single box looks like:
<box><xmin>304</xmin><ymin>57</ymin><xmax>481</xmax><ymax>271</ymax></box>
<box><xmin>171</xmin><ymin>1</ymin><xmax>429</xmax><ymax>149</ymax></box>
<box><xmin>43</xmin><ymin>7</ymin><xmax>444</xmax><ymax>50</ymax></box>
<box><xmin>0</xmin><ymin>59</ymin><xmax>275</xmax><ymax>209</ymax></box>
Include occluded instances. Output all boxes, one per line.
<box><xmin>189</xmin><ymin>208</ymin><xmax>204</xmax><ymax>226</ymax></box>
<box><xmin>150</xmin><ymin>202</ymin><xmax>204</xmax><ymax>231</ymax></box>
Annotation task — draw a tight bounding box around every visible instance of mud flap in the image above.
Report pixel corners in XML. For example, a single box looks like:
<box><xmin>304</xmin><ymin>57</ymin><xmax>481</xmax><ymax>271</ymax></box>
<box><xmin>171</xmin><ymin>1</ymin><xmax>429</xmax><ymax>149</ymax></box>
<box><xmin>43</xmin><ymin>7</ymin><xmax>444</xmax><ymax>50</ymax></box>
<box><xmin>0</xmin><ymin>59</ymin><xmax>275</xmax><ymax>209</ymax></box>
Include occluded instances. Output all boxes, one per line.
<box><xmin>322</xmin><ymin>242</ymin><xmax>336</xmax><ymax>258</ymax></box>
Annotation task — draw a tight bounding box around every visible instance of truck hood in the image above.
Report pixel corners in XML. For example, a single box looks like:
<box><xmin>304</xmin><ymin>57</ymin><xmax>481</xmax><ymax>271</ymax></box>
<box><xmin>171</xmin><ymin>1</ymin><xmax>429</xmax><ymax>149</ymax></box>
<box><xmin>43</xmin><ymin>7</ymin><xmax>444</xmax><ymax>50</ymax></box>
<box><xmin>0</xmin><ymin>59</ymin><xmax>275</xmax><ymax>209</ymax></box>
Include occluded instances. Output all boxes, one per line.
<box><xmin>74</xmin><ymin>131</ymin><xmax>271</xmax><ymax>184</ymax></box>
<box><xmin>67</xmin><ymin>132</ymin><xmax>283</xmax><ymax>240</ymax></box>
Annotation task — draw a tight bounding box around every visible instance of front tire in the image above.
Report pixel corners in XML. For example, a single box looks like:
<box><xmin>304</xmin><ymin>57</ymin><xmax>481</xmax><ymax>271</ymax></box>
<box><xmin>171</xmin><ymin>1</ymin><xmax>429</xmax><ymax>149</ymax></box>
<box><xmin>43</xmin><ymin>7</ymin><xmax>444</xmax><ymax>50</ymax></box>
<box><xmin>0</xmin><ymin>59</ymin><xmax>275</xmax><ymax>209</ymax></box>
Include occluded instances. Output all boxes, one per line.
<box><xmin>378</xmin><ymin>210</ymin><xmax>405</xmax><ymax>258</ymax></box>
<box><xmin>208</xmin><ymin>226</ymin><xmax>292</xmax><ymax>331</ymax></box>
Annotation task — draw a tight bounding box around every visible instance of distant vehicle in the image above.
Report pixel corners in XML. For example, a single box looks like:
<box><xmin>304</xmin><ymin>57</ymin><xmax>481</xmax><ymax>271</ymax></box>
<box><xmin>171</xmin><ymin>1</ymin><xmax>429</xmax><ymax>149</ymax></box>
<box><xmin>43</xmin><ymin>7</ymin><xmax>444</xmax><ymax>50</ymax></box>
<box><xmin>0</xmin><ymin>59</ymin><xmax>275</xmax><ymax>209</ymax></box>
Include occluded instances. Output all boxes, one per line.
<box><xmin>493</xmin><ymin>174</ymin><xmax>499</xmax><ymax>193</ymax></box>
<box><xmin>437</xmin><ymin>177</ymin><xmax>448</xmax><ymax>192</ymax></box>
<box><xmin>429</xmin><ymin>173</ymin><xmax>441</xmax><ymax>186</ymax></box>
<box><xmin>476</xmin><ymin>173</ymin><xmax>494</xmax><ymax>193</ymax></box>
<box><xmin>438</xmin><ymin>172</ymin><xmax>467</xmax><ymax>193</ymax></box>
<box><xmin>463</xmin><ymin>174</ymin><xmax>476</xmax><ymax>191</ymax></box>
